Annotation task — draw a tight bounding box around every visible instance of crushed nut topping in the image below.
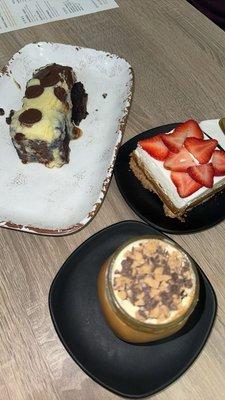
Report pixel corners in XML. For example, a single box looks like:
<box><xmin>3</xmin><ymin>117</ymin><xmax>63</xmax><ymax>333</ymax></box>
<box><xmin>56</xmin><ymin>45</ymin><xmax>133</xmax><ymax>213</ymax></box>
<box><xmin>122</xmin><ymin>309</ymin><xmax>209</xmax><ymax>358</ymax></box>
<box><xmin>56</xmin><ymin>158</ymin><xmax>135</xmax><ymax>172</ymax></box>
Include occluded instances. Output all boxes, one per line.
<box><xmin>112</xmin><ymin>239</ymin><xmax>194</xmax><ymax>323</ymax></box>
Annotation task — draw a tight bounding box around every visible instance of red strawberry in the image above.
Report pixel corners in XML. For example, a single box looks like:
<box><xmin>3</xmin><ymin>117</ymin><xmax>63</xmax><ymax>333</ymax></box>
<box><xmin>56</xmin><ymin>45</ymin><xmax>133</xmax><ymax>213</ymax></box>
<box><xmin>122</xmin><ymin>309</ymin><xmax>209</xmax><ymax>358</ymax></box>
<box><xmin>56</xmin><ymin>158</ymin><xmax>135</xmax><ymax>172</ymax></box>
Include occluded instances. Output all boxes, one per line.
<box><xmin>184</xmin><ymin>137</ymin><xmax>218</xmax><ymax>164</ymax></box>
<box><xmin>187</xmin><ymin>163</ymin><xmax>214</xmax><ymax>188</ymax></box>
<box><xmin>162</xmin><ymin>130</ymin><xmax>187</xmax><ymax>153</ymax></box>
<box><xmin>162</xmin><ymin>119</ymin><xmax>203</xmax><ymax>153</ymax></box>
<box><xmin>174</xmin><ymin>119</ymin><xmax>204</xmax><ymax>140</ymax></box>
<box><xmin>211</xmin><ymin>150</ymin><xmax>225</xmax><ymax>176</ymax></box>
<box><xmin>171</xmin><ymin>171</ymin><xmax>202</xmax><ymax>198</ymax></box>
<box><xmin>139</xmin><ymin>135</ymin><xmax>169</xmax><ymax>161</ymax></box>
<box><xmin>164</xmin><ymin>148</ymin><xmax>196</xmax><ymax>172</ymax></box>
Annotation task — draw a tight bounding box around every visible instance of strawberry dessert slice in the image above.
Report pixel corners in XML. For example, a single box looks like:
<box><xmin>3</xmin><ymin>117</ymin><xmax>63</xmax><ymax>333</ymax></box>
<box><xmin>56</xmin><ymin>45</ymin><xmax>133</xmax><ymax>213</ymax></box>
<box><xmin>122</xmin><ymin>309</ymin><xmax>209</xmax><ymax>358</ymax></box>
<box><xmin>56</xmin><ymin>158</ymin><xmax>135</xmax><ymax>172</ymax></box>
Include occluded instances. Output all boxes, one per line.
<box><xmin>171</xmin><ymin>171</ymin><xmax>202</xmax><ymax>198</ymax></box>
<box><xmin>162</xmin><ymin>119</ymin><xmax>204</xmax><ymax>153</ymax></box>
<box><xmin>164</xmin><ymin>148</ymin><xmax>196</xmax><ymax>172</ymax></box>
<box><xmin>184</xmin><ymin>137</ymin><xmax>218</xmax><ymax>164</ymax></box>
<box><xmin>211</xmin><ymin>150</ymin><xmax>225</xmax><ymax>176</ymax></box>
<box><xmin>187</xmin><ymin>163</ymin><xmax>214</xmax><ymax>188</ymax></box>
<box><xmin>138</xmin><ymin>135</ymin><xmax>169</xmax><ymax>161</ymax></box>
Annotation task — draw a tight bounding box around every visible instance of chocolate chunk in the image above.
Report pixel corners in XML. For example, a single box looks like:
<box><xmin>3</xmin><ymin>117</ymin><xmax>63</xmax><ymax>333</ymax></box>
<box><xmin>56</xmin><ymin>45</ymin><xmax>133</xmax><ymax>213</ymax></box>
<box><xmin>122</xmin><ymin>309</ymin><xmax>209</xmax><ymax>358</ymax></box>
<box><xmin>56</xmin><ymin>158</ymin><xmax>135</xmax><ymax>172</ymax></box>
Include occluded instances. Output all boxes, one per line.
<box><xmin>14</xmin><ymin>133</ymin><xmax>25</xmax><ymax>142</ymax></box>
<box><xmin>171</xmin><ymin>272</ymin><xmax>179</xmax><ymax>282</ymax></box>
<box><xmin>34</xmin><ymin>64</ymin><xmax>74</xmax><ymax>88</ymax></box>
<box><xmin>163</xmin><ymin>264</ymin><xmax>170</xmax><ymax>275</ymax></box>
<box><xmin>41</xmin><ymin>73</ymin><xmax>60</xmax><ymax>87</ymax></box>
<box><xmin>144</xmin><ymin>296</ymin><xmax>159</xmax><ymax>311</ymax></box>
<box><xmin>6</xmin><ymin>109</ymin><xmax>14</xmax><ymax>125</ymax></box>
<box><xmin>71</xmin><ymin>126</ymin><xmax>82</xmax><ymax>139</ymax></box>
<box><xmin>0</xmin><ymin>108</ymin><xmax>5</xmax><ymax>116</ymax></box>
<box><xmin>121</xmin><ymin>258</ymin><xmax>133</xmax><ymax>268</ymax></box>
<box><xmin>102</xmin><ymin>93</ymin><xmax>107</xmax><ymax>98</ymax></box>
<box><xmin>138</xmin><ymin>309</ymin><xmax>147</xmax><ymax>319</ymax></box>
<box><xmin>160</xmin><ymin>291</ymin><xmax>172</xmax><ymax>306</ymax></box>
<box><xmin>54</xmin><ymin>87</ymin><xmax>67</xmax><ymax>102</ymax></box>
<box><xmin>25</xmin><ymin>85</ymin><xmax>44</xmax><ymax>99</ymax></box>
<box><xmin>71</xmin><ymin>82</ymin><xmax>88</xmax><ymax>125</ymax></box>
<box><xmin>19</xmin><ymin>108</ymin><xmax>42</xmax><ymax>125</ymax></box>
<box><xmin>169</xmin><ymin>284</ymin><xmax>180</xmax><ymax>295</ymax></box>
<box><xmin>120</xmin><ymin>257</ymin><xmax>133</xmax><ymax>277</ymax></box>
<box><xmin>34</xmin><ymin>65</ymin><xmax>62</xmax><ymax>87</ymax></box>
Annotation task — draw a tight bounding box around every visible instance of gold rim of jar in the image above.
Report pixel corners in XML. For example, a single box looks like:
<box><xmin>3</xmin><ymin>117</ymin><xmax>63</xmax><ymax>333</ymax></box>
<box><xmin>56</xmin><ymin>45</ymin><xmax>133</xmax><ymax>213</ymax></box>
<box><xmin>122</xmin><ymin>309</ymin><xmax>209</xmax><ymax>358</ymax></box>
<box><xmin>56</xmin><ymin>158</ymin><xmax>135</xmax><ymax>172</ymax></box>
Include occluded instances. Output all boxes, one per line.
<box><xmin>105</xmin><ymin>235</ymin><xmax>200</xmax><ymax>333</ymax></box>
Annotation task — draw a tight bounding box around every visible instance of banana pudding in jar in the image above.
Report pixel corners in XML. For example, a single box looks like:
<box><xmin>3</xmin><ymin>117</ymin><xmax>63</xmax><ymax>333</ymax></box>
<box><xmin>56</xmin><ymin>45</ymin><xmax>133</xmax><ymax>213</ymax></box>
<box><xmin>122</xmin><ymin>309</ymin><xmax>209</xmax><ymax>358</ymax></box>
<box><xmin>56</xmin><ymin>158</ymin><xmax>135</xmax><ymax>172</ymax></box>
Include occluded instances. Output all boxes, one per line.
<box><xmin>98</xmin><ymin>236</ymin><xmax>199</xmax><ymax>343</ymax></box>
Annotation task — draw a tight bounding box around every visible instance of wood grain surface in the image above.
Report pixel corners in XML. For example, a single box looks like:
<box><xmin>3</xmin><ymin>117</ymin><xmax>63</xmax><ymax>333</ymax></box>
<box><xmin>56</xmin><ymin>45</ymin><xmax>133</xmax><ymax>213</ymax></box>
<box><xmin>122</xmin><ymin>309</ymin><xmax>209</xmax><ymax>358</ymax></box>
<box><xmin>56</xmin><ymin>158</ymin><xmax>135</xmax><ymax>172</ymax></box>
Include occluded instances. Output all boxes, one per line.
<box><xmin>0</xmin><ymin>1</ymin><xmax>225</xmax><ymax>399</ymax></box>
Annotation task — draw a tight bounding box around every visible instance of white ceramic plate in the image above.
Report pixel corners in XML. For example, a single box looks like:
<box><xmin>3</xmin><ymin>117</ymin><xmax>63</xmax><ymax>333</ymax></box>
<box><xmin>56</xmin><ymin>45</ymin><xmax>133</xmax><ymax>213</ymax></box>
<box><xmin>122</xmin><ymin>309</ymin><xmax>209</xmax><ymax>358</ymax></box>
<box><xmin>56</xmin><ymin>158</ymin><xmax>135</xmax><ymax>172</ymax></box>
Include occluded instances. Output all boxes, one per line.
<box><xmin>0</xmin><ymin>42</ymin><xmax>133</xmax><ymax>235</ymax></box>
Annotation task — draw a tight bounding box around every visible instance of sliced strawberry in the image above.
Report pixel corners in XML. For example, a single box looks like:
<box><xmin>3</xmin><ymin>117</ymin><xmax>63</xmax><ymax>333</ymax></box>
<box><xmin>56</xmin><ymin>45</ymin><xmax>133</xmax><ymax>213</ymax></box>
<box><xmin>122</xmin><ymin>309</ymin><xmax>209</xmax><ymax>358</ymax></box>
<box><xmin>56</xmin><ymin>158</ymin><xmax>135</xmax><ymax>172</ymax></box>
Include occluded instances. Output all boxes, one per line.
<box><xmin>139</xmin><ymin>135</ymin><xmax>169</xmax><ymax>161</ymax></box>
<box><xmin>171</xmin><ymin>171</ymin><xmax>202</xmax><ymax>198</ymax></box>
<box><xmin>174</xmin><ymin>119</ymin><xmax>204</xmax><ymax>140</ymax></box>
<box><xmin>162</xmin><ymin>119</ymin><xmax>203</xmax><ymax>153</ymax></box>
<box><xmin>187</xmin><ymin>163</ymin><xmax>214</xmax><ymax>188</ymax></box>
<box><xmin>184</xmin><ymin>137</ymin><xmax>218</xmax><ymax>164</ymax></box>
<box><xmin>162</xmin><ymin>131</ymin><xmax>187</xmax><ymax>153</ymax></box>
<box><xmin>211</xmin><ymin>150</ymin><xmax>225</xmax><ymax>176</ymax></box>
<box><xmin>164</xmin><ymin>148</ymin><xmax>196</xmax><ymax>172</ymax></box>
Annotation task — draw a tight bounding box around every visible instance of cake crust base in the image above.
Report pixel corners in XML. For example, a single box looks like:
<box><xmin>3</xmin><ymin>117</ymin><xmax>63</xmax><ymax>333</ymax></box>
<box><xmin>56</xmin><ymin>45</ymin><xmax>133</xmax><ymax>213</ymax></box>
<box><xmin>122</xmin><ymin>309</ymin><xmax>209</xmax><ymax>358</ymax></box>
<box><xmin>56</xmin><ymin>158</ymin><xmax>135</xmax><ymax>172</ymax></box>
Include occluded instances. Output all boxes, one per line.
<box><xmin>130</xmin><ymin>151</ymin><xmax>225</xmax><ymax>220</ymax></box>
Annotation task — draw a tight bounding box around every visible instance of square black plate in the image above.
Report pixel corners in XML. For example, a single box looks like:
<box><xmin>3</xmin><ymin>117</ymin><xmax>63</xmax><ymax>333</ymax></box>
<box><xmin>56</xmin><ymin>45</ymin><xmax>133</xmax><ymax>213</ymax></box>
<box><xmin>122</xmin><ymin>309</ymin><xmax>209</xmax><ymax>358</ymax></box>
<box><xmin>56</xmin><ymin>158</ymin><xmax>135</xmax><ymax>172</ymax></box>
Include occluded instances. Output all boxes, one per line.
<box><xmin>114</xmin><ymin>124</ymin><xmax>225</xmax><ymax>233</ymax></box>
<box><xmin>49</xmin><ymin>221</ymin><xmax>217</xmax><ymax>398</ymax></box>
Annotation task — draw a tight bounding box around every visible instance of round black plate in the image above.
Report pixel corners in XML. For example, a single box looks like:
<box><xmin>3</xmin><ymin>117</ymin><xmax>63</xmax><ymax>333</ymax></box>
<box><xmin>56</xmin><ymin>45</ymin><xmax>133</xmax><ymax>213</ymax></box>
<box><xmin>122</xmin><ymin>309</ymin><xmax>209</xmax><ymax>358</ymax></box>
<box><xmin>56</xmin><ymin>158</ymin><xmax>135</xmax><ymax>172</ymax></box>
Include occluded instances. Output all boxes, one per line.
<box><xmin>114</xmin><ymin>123</ymin><xmax>225</xmax><ymax>233</ymax></box>
<box><xmin>49</xmin><ymin>220</ymin><xmax>217</xmax><ymax>398</ymax></box>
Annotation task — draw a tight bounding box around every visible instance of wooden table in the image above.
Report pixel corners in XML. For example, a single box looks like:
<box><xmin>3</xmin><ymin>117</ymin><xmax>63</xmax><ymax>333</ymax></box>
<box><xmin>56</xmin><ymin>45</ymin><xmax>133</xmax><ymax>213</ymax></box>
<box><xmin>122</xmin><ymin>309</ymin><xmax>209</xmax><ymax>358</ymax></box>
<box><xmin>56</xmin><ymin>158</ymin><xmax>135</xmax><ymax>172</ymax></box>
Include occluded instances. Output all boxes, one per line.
<box><xmin>0</xmin><ymin>1</ymin><xmax>225</xmax><ymax>399</ymax></box>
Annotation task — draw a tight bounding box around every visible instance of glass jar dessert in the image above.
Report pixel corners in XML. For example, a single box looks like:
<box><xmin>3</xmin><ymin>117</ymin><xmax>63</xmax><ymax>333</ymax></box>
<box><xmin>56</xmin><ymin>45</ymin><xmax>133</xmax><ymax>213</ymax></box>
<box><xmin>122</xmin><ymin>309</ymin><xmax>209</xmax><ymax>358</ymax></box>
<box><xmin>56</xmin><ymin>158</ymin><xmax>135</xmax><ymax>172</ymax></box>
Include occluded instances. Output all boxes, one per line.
<box><xmin>98</xmin><ymin>236</ymin><xmax>199</xmax><ymax>343</ymax></box>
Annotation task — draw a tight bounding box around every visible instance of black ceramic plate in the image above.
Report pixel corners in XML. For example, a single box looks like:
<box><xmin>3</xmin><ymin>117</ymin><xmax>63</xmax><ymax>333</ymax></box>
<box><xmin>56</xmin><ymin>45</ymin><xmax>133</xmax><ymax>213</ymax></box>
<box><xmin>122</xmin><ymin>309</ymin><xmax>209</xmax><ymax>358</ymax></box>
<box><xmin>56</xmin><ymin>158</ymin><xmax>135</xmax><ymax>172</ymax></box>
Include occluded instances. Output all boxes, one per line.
<box><xmin>114</xmin><ymin>123</ymin><xmax>225</xmax><ymax>233</ymax></box>
<box><xmin>49</xmin><ymin>220</ymin><xmax>217</xmax><ymax>398</ymax></box>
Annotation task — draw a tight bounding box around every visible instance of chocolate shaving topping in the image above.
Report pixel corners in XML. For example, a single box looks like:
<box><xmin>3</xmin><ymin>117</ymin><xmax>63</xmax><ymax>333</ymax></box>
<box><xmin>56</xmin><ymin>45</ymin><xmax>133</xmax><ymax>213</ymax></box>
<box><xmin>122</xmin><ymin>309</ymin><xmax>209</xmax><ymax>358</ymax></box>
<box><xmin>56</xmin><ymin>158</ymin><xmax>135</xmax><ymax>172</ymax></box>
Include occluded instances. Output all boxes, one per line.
<box><xmin>54</xmin><ymin>86</ymin><xmax>67</xmax><ymax>102</ymax></box>
<box><xmin>112</xmin><ymin>239</ymin><xmax>195</xmax><ymax>322</ymax></box>
<box><xmin>25</xmin><ymin>85</ymin><xmax>44</xmax><ymax>99</ymax></box>
<box><xmin>19</xmin><ymin>108</ymin><xmax>42</xmax><ymax>125</ymax></box>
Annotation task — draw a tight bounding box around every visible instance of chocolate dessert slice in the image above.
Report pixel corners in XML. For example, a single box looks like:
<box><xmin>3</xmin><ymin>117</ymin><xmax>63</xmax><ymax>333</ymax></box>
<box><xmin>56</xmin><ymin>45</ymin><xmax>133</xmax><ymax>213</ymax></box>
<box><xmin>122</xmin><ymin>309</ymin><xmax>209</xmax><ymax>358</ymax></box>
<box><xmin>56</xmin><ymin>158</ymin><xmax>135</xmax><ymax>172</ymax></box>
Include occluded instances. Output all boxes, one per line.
<box><xmin>10</xmin><ymin>63</ymin><xmax>88</xmax><ymax>168</ymax></box>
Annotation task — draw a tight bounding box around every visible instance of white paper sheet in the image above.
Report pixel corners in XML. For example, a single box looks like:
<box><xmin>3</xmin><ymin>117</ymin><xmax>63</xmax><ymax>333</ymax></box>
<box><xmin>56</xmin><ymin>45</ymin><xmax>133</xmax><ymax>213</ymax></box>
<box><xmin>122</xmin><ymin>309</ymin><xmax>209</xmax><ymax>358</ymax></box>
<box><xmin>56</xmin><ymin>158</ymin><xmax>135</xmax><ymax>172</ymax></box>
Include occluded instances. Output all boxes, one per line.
<box><xmin>0</xmin><ymin>0</ymin><xmax>118</xmax><ymax>34</ymax></box>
